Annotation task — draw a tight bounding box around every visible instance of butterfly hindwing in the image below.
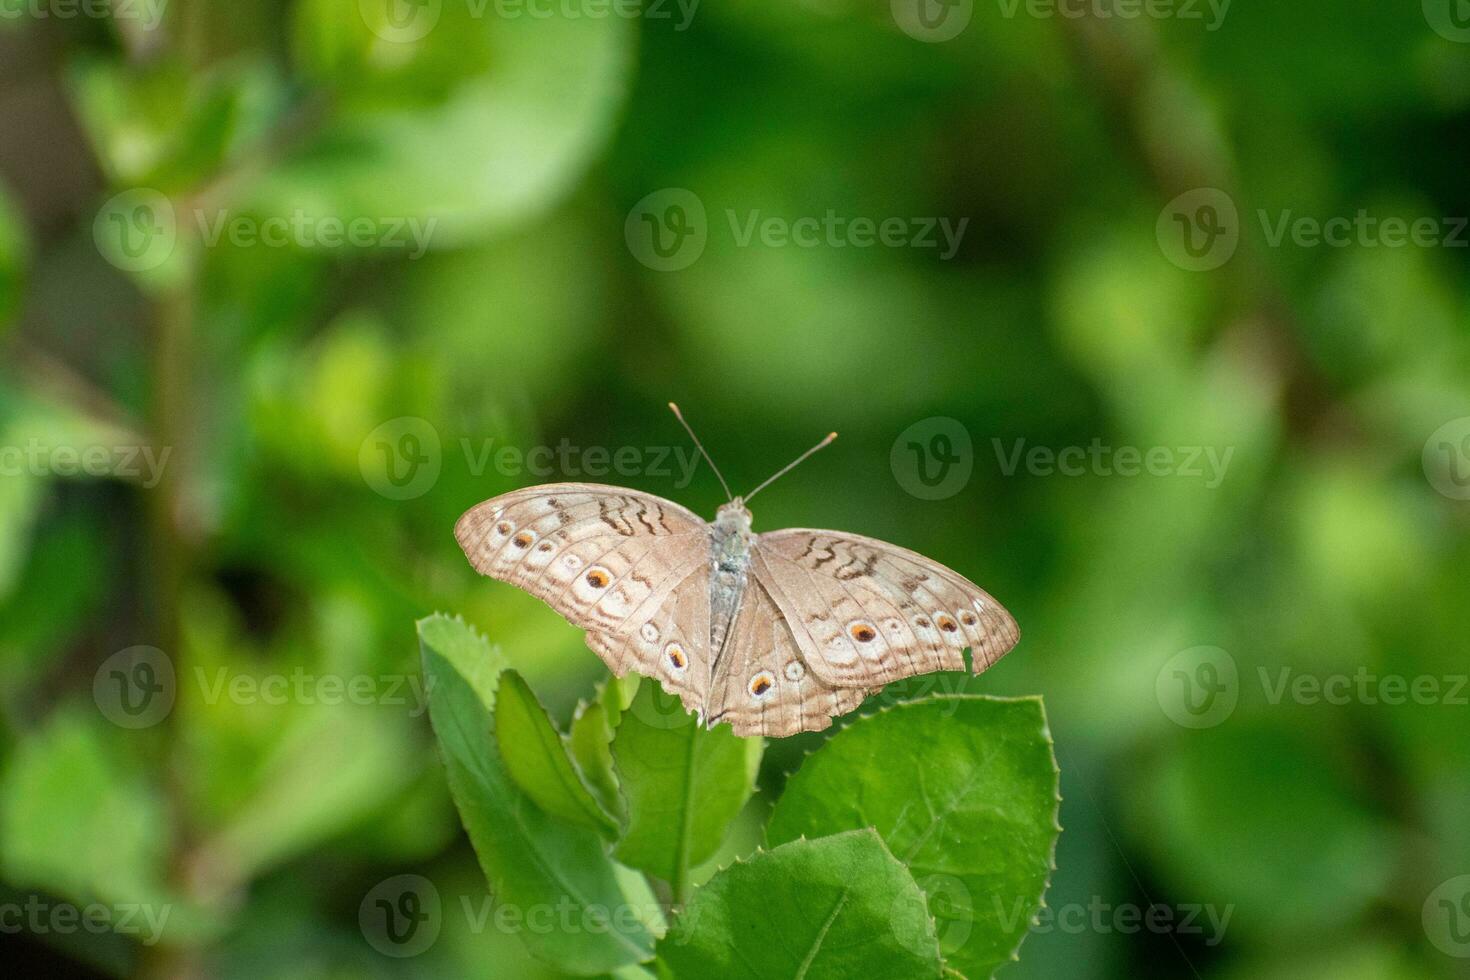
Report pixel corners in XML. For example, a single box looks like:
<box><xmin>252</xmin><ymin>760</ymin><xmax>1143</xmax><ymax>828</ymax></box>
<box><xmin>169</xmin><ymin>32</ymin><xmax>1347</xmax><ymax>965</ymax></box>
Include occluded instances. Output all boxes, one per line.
<box><xmin>706</xmin><ymin>576</ymin><xmax>870</xmax><ymax>738</ymax></box>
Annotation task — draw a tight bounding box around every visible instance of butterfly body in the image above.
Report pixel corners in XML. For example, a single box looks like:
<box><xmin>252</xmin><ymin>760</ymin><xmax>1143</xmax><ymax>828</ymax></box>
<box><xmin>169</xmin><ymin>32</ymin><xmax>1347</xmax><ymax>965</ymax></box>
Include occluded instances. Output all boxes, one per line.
<box><xmin>456</xmin><ymin>483</ymin><xmax>1019</xmax><ymax>737</ymax></box>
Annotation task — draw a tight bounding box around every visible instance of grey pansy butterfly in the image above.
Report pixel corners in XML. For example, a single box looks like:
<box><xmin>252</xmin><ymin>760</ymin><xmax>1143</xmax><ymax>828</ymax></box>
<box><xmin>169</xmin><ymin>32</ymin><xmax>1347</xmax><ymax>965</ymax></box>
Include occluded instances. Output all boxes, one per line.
<box><xmin>454</xmin><ymin>405</ymin><xmax>1020</xmax><ymax>737</ymax></box>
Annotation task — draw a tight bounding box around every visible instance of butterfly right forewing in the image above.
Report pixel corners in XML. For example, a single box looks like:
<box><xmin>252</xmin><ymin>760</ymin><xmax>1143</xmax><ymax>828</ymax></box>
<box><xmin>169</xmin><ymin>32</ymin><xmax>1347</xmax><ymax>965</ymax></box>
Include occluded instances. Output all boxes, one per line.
<box><xmin>753</xmin><ymin>528</ymin><xmax>1019</xmax><ymax>689</ymax></box>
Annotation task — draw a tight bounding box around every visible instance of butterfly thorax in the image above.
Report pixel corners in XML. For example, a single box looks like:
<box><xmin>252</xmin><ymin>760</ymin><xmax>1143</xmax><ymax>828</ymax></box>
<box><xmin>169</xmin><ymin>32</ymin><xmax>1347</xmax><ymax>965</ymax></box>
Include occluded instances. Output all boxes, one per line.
<box><xmin>708</xmin><ymin>501</ymin><xmax>754</xmax><ymax>666</ymax></box>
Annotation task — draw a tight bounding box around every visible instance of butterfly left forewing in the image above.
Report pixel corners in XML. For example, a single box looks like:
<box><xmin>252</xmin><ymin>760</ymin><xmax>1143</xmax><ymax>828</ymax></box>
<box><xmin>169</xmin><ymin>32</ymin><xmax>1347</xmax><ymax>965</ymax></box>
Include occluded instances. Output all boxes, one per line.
<box><xmin>456</xmin><ymin>483</ymin><xmax>707</xmax><ymax>633</ymax></box>
<box><xmin>753</xmin><ymin>528</ymin><xmax>1019</xmax><ymax>689</ymax></box>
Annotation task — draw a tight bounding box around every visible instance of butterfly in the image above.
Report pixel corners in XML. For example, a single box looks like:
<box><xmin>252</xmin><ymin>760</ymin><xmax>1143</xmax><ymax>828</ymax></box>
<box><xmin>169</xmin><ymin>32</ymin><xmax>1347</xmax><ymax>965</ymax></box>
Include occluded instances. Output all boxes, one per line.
<box><xmin>455</xmin><ymin>405</ymin><xmax>1019</xmax><ymax>737</ymax></box>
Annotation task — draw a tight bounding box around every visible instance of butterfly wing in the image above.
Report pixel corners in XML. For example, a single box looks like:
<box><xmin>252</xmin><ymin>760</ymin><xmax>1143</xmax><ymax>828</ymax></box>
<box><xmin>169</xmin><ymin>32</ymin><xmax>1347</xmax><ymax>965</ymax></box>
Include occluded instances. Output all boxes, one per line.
<box><xmin>456</xmin><ymin>484</ymin><xmax>713</xmax><ymax>705</ymax></box>
<box><xmin>704</xmin><ymin>575</ymin><xmax>871</xmax><ymax>738</ymax></box>
<box><xmin>752</xmin><ymin>528</ymin><xmax>1019</xmax><ymax>689</ymax></box>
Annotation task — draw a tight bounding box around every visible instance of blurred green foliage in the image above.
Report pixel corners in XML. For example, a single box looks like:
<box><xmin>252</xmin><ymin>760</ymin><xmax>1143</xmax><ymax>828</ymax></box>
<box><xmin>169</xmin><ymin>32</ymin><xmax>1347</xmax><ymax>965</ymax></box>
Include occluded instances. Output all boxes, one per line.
<box><xmin>0</xmin><ymin>0</ymin><xmax>1468</xmax><ymax>976</ymax></box>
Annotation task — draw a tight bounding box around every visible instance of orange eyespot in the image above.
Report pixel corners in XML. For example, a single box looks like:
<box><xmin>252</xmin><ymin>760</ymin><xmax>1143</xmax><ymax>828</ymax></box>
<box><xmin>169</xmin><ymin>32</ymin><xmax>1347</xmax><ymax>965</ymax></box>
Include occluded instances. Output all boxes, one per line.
<box><xmin>850</xmin><ymin>623</ymin><xmax>877</xmax><ymax>643</ymax></box>
<box><xmin>512</xmin><ymin>533</ymin><xmax>533</xmax><ymax>548</ymax></box>
<box><xmin>937</xmin><ymin>615</ymin><xmax>958</xmax><ymax>633</ymax></box>
<box><xmin>960</xmin><ymin>611</ymin><xmax>978</xmax><ymax>627</ymax></box>
<box><xmin>496</xmin><ymin>521</ymin><xmax>512</xmax><ymax>534</ymax></box>
<box><xmin>749</xmin><ymin>672</ymin><xmax>775</xmax><ymax>697</ymax></box>
<box><xmin>585</xmin><ymin>568</ymin><xmax>610</xmax><ymax>588</ymax></box>
<box><xmin>667</xmin><ymin>645</ymin><xmax>687</xmax><ymax>670</ymax></box>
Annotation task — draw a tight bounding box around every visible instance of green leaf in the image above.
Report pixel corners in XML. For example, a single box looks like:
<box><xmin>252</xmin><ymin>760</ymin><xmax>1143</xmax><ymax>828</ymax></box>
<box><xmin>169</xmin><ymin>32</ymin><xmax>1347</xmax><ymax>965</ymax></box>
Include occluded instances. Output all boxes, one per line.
<box><xmin>0</xmin><ymin>708</ymin><xmax>170</xmax><ymax>906</ymax></box>
<box><xmin>657</xmin><ymin>829</ymin><xmax>943</xmax><ymax>979</ymax></box>
<box><xmin>566</xmin><ymin>679</ymin><xmax>629</xmax><ymax>827</ymax></box>
<box><xmin>419</xmin><ymin>614</ymin><xmax>661</xmax><ymax>974</ymax></box>
<box><xmin>767</xmin><ymin>697</ymin><xmax>1061</xmax><ymax>979</ymax></box>
<box><xmin>495</xmin><ymin>669</ymin><xmax>618</xmax><ymax>837</ymax></box>
<box><xmin>610</xmin><ymin>678</ymin><xmax>762</xmax><ymax>886</ymax></box>
<box><xmin>268</xmin><ymin>6</ymin><xmax>636</xmax><ymax>246</ymax></box>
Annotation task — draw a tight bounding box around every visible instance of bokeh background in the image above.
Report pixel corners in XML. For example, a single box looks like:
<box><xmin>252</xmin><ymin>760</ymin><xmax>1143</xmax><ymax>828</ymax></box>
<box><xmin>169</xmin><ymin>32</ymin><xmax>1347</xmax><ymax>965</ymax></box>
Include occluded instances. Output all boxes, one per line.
<box><xmin>2</xmin><ymin>0</ymin><xmax>1470</xmax><ymax>977</ymax></box>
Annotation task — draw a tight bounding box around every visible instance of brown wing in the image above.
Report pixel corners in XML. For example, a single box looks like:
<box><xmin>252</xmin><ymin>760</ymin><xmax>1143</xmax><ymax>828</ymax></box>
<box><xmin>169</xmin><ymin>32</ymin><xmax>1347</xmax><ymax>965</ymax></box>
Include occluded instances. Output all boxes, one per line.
<box><xmin>704</xmin><ymin>575</ymin><xmax>872</xmax><ymax>738</ymax></box>
<box><xmin>752</xmin><ymin>528</ymin><xmax>1019</xmax><ymax>689</ymax></box>
<box><xmin>455</xmin><ymin>484</ymin><xmax>712</xmax><ymax>695</ymax></box>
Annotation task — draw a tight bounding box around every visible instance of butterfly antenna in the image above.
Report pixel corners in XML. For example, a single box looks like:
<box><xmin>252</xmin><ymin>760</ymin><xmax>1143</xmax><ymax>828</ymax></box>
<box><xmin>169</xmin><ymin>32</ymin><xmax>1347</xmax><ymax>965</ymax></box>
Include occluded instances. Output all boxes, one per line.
<box><xmin>668</xmin><ymin>403</ymin><xmax>734</xmax><ymax>502</ymax></box>
<box><xmin>744</xmin><ymin>431</ymin><xmax>838</xmax><ymax>503</ymax></box>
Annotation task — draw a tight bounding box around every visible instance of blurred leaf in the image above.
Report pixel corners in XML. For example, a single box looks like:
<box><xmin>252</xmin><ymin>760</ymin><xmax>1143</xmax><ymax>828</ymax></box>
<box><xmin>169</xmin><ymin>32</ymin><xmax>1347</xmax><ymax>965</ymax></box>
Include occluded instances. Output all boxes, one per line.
<box><xmin>0</xmin><ymin>708</ymin><xmax>170</xmax><ymax>906</ymax></box>
<box><xmin>0</xmin><ymin>180</ymin><xmax>27</xmax><ymax>327</ymax></box>
<box><xmin>767</xmin><ymin>697</ymin><xmax>1061</xmax><ymax>979</ymax></box>
<box><xmin>657</xmin><ymin>829</ymin><xmax>943</xmax><ymax>979</ymax></box>
<box><xmin>420</xmin><ymin>613</ymin><xmax>661</xmax><ymax>973</ymax></box>
<box><xmin>610</xmin><ymin>679</ymin><xmax>762</xmax><ymax>885</ymax></box>
<box><xmin>266</xmin><ymin>7</ymin><xmax>636</xmax><ymax>246</ymax></box>
<box><xmin>495</xmin><ymin>669</ymin><xmax>618</xmax><ymax>837</ymax></box>
<box><xmin>1130</xmin><ymin>721</ymin><xmax>1397</xmax><ymax>939</ymax></box>
<box><xmin>67</xmin><ymin>56</ymin><xmax>285</xmax><ymax>190</ymax></box>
